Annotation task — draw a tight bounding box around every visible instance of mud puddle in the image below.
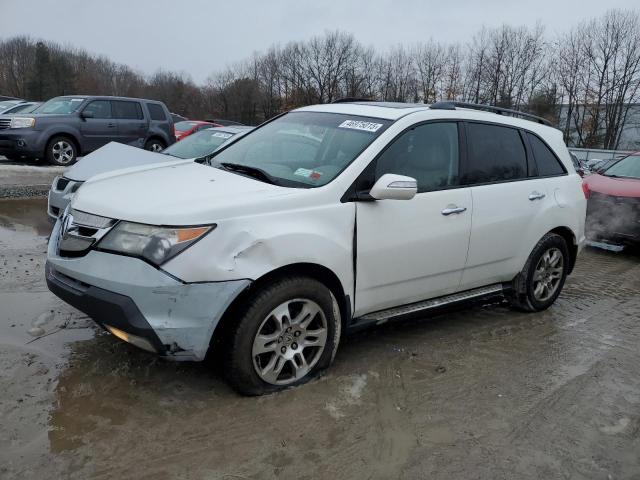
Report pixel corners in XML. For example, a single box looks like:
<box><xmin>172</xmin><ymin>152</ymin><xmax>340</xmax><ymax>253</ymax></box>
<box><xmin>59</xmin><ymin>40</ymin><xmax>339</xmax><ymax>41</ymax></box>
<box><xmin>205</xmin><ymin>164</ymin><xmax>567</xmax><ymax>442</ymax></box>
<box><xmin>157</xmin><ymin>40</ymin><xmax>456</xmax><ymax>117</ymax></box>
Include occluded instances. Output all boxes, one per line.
<box><xmin>1</xmin><ymin>198</ymin><xmax>639</xmax><ymax>479</ymax></box>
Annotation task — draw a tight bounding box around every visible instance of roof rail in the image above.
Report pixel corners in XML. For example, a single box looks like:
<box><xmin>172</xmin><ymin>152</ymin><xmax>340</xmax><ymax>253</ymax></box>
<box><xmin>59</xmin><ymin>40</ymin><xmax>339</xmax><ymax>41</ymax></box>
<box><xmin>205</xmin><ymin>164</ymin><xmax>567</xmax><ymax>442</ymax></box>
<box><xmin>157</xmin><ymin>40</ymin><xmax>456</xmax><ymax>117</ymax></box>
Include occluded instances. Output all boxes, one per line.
<box><xmin>331</xmin><ymin>97</ymin><xmax>374</xmax><ymax>104</ymax></box>
<box><xmin>430</xmin><ymin>101</ymin><xmax>553</xmax><ymax>126</ymax></box>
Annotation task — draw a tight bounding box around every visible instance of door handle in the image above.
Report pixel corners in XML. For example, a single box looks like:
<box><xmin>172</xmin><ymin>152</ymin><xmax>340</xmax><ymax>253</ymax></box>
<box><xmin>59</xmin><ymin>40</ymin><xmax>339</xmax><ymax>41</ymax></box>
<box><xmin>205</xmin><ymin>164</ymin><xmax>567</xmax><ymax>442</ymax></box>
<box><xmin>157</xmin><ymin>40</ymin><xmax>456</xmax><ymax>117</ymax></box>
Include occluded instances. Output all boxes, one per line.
<box><xmin>107</xmin><ymin>123</ymin><xmax>116</xmax><ymax>128</ymax></box>
<box><xmin>441</xmin><ymin>206</ymin><xmax>467</xmax><ymax>216</ymax></box>
<box><xmin>528</xmin><ymin>191</ymin><xmax>546</xmax><ymax>201</ymax></box>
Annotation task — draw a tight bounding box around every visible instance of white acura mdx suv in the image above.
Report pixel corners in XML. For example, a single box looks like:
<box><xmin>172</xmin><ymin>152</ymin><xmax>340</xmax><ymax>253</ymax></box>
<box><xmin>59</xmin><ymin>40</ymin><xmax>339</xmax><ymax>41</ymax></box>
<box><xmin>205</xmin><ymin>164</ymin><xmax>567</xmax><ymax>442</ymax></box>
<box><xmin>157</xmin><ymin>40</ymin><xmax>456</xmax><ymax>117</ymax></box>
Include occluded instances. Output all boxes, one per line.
<box><xmin>46</xmin><ymin>100</ymin><xmax>587</xmax><ymax>395</ymax></box>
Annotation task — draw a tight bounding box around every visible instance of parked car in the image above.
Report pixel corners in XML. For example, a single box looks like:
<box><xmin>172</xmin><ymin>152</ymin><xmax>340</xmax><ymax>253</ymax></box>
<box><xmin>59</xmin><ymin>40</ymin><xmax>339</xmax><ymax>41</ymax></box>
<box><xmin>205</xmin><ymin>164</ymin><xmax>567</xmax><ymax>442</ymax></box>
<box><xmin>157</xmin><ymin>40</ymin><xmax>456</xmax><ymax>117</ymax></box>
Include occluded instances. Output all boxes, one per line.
<box><xmin>583</xmin><ymin>152</ymin><xmax>640</xmax><ymax>246</ymax></box>
<box><xmin>162</xmin><ymin>125</ymin><xmax>252</xmax><ymax>159</ymax></box>
<box><xmin>46</xmin><ymin>101</ymin><xmax>586</xmax><ymax>395</ymax></box>
<box><xmin>205</xmin><ymin>118</ymin><xmax>245</xmax><ymax>127</ymax></box>
<box><xmin>0</xmin><ymin>95</ymin><xmax>175</xmax><ymax>165</ymax></box>
<box><xmin>570</xmin><ymin>153</ymin><xmax>586</xmax><ymax>177</ymax></box>
<box><xmin>47</xmin><ymin>126</ymin><xmax>251</xmax><ymax>219</ymax></box>
<box><xmin>171</xmin><ymin>113</ymin><xmax>187</xmax><ymax>124</ymax></box>
<box><xmin>0</xmin><ymin>101</ymin><xmax>41</xmax><ymax>115</ymax></box>
<box><xmin>174</xmin><ymin>120</ymin><xmax>220</xmax><ymax>141</ymax></box>
<box><xmin>0</xmin><ymin>99</ymin><xmax>25</xmax><ymax>114</ymax></box>
<box><xmin>590</xmin><ymin>158</ymin><xmax>618</xmax><ymax>174</ymax></box>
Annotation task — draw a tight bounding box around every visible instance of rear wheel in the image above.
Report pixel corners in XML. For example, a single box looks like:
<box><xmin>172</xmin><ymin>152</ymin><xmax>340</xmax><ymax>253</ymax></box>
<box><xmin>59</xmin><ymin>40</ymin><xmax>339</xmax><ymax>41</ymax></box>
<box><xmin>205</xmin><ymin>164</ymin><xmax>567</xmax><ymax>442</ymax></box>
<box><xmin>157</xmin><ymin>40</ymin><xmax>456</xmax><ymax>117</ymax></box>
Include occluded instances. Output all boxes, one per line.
<box><xmin>144</xmin><ymin>138</ymin><xmax>165</xmax><ymax>152</ymax></box>
<box><xmin>225</xmin><ymin>276</ymin><xmax>341</xmax><ymax>396</ymax></box>
<box><xmin>508</xmin><ymin>233</ymin><xmax>570</xmax><ymax>312</ymax></box>
<box><xmin>46</xmin><ymin>136</ymin><xmax>77</xmax><ymax>166</ymax></box>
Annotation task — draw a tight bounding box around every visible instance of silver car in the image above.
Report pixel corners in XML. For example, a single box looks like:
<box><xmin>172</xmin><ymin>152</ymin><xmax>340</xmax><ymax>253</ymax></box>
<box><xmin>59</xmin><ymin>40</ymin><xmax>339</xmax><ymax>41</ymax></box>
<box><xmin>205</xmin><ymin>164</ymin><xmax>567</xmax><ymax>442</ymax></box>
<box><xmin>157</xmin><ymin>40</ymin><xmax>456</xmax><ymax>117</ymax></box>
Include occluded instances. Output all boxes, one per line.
<box><xmin>48</xmin><ymin>126</ymin><xmax>251</xmax><ymax>220</ymax></box>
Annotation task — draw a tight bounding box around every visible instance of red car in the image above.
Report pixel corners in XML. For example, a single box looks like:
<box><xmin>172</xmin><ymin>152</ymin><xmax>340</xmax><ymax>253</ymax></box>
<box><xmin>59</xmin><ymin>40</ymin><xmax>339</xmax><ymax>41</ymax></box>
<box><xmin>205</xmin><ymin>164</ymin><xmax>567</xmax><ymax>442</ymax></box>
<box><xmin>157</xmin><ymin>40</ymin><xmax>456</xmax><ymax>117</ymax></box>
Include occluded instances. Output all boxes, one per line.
<box><xmin>583</xmin><ymin>152</ymin><xmax>640</xmax><ymax>246</ymax></box>
<box><xmin>174</xmin><ymin>120</ymin><xmax>221</xmax><ymax>141</ymax></box>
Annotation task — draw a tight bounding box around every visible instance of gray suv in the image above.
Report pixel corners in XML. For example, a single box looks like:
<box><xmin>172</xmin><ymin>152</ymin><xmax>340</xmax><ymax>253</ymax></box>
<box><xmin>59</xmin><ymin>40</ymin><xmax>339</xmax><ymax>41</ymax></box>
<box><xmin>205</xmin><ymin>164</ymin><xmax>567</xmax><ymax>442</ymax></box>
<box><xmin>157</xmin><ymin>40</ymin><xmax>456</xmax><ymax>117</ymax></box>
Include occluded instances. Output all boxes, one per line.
<box><xmin>0</xmin><ymin>96</ymin><xmax>175</xmax><ymax>165</ymax></box>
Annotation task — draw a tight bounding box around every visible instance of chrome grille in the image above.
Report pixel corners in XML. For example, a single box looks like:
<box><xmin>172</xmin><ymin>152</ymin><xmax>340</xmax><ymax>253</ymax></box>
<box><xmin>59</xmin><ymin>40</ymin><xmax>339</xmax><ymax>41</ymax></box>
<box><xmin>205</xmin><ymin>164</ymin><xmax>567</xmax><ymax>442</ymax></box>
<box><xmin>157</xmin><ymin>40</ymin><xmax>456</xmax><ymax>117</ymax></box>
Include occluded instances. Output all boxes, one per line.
<box><xmin>55</xmin><ymin>177</ymin><xmax>71</xmax><ymax>191</ymax></box>
<box><xmin>0</xmin><ymin>118</ymin><xmax>11</xmax><ymax>130</ymax></box>
<box><xmin>69</xmin><ymin>209</ymin><xmax>117</xmax><ymax>228</ymax></box>
<box><xmin>58</xmin><ymin>209</ymin><xmax>116</xmax><ymax>257</ymax></box>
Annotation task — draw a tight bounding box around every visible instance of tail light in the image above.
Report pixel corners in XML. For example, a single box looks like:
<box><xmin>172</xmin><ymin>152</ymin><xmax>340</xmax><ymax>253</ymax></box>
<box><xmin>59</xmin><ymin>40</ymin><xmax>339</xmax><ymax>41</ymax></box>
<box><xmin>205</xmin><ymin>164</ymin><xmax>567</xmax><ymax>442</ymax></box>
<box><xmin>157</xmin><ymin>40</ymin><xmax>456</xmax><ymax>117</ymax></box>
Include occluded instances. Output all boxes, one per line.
<box><xmin>582</xmin><ymin>182</ymin><xmax>590</xmax><ymax>199</ymax></box>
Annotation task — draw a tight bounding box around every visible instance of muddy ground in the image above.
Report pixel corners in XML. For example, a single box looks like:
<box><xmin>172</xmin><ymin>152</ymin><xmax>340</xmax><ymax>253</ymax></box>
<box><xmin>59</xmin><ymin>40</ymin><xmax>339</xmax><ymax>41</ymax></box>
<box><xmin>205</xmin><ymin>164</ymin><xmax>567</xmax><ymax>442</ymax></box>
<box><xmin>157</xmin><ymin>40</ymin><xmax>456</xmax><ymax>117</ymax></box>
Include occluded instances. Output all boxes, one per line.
<box><xmin>1</xmin><ymin>197</ymin><xmax>639</xmax><ymax>480</ymax></box>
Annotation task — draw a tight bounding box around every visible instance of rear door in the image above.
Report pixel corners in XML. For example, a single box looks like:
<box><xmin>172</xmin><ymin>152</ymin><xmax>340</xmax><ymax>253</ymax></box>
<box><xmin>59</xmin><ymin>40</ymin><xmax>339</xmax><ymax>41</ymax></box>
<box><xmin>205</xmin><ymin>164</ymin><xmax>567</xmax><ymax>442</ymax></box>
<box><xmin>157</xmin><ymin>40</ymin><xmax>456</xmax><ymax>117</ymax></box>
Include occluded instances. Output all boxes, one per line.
<box><xmin>79</xmin><ymin>100</ymin><xmax>116</xmax><ymax>151</ymax></box>
<box><xmin>112</xmin><ymin>100</ymin><xmax>147</xmax><ymax>147</ymax></box>
<box><xmin>355</xmin><ymin>121</ymin><xmax>473</xmax><ymax>316</ymax></box>
<box><xmin>459</xmin><ymin>121</ymin><xmax>550</xmax><ymax>290</ymax></box>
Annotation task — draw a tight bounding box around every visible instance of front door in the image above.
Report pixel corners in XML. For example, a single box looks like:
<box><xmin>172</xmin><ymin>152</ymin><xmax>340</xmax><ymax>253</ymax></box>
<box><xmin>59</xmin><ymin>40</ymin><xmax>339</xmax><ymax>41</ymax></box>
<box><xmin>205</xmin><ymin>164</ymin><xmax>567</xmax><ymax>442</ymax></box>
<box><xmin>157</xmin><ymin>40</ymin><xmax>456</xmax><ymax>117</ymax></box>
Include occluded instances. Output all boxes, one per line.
<box><xmin>354</xmin><ymin>122</ymin><xmax>472</xmax><ymax>316</ymax></box>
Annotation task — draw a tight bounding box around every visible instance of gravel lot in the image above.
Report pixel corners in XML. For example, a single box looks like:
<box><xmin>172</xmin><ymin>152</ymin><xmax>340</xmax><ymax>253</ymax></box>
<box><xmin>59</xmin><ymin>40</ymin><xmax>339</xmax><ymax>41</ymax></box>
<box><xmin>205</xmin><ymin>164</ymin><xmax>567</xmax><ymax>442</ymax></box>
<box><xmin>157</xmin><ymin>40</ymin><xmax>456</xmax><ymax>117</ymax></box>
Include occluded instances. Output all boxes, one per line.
<box><xmin>0</xmin><ymin>158</ymin><xmax>64</xmax><ymax>199</ymax></box>
<box><xmin>1</xmin><ymin>197</ymin><xmax>639</xmax><ymax>479</ymax></box>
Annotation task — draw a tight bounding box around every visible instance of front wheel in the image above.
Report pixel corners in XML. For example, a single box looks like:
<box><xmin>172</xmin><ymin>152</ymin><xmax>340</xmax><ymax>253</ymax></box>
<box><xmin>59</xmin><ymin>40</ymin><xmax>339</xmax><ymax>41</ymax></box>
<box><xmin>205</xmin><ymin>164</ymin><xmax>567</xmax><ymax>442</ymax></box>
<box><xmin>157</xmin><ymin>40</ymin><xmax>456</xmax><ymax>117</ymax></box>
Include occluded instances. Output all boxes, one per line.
<box><xmin>46</xmin><ymin>136</ymin><xmax>78</xmax><ymax>166</ymax></box>
<box><xmin>225</xmin><ymin>277</ymin><xmax>341</xmax><ymax>395</ymax></box>
<box><xmin>144</xmin><ymin>138</ymin><xmax>165</xmax><ymax>152</ymax></box>
<box><xmin>508</xmin><ymin>233</ymin><xmax>570</xmax><ymax>312</ymax></box>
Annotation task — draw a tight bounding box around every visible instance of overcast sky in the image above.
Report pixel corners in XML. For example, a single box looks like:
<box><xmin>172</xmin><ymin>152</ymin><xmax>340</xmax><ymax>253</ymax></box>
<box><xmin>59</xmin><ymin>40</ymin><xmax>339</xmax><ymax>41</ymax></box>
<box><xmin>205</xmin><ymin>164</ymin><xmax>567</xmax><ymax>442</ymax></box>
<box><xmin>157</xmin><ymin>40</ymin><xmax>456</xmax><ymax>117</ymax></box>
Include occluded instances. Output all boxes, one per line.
<box><xmin>1</xmin><ymin>0</ymin><xmax>638</xmax><ymax>83</ymax></box>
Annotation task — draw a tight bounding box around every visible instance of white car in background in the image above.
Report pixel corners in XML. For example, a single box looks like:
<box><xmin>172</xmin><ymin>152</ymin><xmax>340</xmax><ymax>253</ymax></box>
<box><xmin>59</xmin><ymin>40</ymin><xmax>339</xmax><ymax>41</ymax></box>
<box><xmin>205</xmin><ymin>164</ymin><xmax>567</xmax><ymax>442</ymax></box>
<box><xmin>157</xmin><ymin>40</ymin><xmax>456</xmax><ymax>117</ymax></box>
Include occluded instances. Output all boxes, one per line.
<box><xmin>46</xmin><ymin>101</ymin><xmax>586</xmax><ymax>395</ymax></box>
<box><xmin>47</xmin><ymin>126</ymin><xmax>251</xmax><ymax>219</ymax></box>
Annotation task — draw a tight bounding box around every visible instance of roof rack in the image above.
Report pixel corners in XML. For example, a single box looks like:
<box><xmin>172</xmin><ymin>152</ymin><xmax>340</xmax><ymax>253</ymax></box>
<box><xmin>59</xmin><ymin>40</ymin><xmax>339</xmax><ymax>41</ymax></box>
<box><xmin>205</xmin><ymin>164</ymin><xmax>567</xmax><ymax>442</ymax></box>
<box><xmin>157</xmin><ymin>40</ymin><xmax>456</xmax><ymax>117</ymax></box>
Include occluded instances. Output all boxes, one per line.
<box><xmin>331</xmin><ymin>97</ymin><xmax>374</xmax><ymax>104</ymax></box>
<box><xmin>430</xmin><ymin>101</ymin><xmax>553</xmax><ymax>126</ymax></box>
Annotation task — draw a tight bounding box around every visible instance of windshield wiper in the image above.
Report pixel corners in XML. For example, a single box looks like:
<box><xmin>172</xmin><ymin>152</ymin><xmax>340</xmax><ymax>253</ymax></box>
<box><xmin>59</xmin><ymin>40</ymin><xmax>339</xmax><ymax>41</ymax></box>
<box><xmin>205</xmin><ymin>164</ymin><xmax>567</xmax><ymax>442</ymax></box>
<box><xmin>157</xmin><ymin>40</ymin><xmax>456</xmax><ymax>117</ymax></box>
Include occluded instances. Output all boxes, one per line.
<box><xmin>219</xmin><ymin>162</ymin><xmax>280</xmax><ymax>185</ymax></box>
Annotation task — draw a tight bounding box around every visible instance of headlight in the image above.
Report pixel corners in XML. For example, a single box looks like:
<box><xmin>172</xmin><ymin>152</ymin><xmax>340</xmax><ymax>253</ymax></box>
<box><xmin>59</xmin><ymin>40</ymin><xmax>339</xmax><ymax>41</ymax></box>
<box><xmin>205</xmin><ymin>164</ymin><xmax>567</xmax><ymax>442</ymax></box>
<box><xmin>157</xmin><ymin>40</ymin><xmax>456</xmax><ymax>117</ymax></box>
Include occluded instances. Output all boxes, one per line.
<box><xmin>98</xmin><ymin>222</ymin><xmax>215</xmax><ymax>266</ymax></box>
<box><xmin>10</xmin><ymin>117</ymin><xmax>36</xmax><ymax>128</ymax></box>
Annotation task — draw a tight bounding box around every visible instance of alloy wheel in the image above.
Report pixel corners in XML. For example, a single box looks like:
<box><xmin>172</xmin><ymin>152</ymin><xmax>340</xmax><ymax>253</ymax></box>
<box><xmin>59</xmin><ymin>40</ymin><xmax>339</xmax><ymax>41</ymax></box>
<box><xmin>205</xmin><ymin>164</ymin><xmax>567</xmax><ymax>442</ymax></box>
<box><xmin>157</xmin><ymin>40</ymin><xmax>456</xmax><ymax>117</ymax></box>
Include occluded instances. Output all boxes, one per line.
<box><xmin>532</xmin><ymin>247</ymin><xmax>564</xmax><ymax>302</ymax></box>
<box><xmin>52</xmin><ymin>141</ymin><xmax>75</xmax><ymax>164</ymax></box>
<box><xmin>252</xmin><ymin>298</ymin><xmax>328</xmax><ymax>385</ymax></box>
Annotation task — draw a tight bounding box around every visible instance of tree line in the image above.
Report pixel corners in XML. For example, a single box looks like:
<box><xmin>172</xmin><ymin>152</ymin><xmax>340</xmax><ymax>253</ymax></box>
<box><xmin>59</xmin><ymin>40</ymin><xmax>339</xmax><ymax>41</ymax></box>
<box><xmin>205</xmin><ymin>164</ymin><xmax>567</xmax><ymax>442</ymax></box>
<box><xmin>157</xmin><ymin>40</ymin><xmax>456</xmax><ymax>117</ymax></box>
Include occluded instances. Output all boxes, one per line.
<box><xmin>1</xmin><ymin>8</ymin><xmax>639</xmax><ymax>149</ymax></box>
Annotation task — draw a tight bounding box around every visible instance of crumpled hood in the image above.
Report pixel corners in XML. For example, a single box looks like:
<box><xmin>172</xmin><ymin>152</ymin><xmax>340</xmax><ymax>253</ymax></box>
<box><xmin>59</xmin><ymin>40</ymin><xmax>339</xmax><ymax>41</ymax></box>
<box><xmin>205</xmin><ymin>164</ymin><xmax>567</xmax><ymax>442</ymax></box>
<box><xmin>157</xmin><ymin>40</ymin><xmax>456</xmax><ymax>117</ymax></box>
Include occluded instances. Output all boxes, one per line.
<box><xmin>71</xmin><ymin>160</ymin><xmax>299</xmax><ymax>225</ymax></box>
<box><xmin>64</xmin><ymin>142</ymin><xmax>180</xmax><ymax>181</ymax></box>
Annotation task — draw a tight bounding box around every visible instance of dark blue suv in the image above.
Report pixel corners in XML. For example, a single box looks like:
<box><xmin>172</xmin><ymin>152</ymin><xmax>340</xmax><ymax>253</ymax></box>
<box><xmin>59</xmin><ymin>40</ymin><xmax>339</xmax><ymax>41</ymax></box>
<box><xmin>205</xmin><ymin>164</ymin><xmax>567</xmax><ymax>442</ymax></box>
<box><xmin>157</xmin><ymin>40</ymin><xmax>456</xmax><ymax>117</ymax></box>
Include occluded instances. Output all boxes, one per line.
<box><xmin>0</xmin><ymin>95</ymin><xmax>175</xmax><ymax>165</ymax></box>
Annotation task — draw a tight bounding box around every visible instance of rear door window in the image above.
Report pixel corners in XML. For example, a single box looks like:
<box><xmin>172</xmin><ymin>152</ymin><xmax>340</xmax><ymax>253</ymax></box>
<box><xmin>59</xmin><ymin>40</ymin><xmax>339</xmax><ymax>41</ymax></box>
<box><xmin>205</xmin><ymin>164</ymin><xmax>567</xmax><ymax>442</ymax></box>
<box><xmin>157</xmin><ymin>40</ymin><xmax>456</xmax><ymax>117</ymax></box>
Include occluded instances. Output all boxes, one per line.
<box><xmin>112</xmin><ymin>101</ymin><xmax>143</xmax><ymax>120</ymax></box>
<box><xmin>462</xmin><ymin>122</ymin><xmax>527</xmax><ymax>184</ymax></box>
<box><xmin>527</xmin><ymin>133</ymin><xmax>565</xmax><ymax>176</ymax></box>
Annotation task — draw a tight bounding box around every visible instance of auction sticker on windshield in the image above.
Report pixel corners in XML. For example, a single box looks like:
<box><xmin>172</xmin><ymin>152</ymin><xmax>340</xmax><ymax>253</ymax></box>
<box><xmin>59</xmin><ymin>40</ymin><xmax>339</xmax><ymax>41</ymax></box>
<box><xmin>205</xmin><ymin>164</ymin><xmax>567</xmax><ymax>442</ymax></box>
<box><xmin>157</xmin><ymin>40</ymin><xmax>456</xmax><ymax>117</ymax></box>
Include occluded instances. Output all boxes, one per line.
<box><xmin>294</xmin><ymin>168</ymin><xmax>322</xmax><ymax>180</ymax></box>
<box><xmin>338</xmin><ymin>120</ymin><xmax>383</xmax><ymax>132</ymax></box>
<box><xmin>212</xmin><ymin>132</ymin><xmax>232</xmax><ymax>139</ymax></box>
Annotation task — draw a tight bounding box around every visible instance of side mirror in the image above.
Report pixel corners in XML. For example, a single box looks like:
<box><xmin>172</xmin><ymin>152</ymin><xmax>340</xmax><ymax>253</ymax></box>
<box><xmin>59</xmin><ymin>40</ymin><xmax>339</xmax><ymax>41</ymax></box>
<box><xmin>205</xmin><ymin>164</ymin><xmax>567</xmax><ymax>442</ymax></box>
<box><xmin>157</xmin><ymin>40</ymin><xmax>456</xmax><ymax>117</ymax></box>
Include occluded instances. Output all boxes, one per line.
<box><xmin>80</xmin><ymin>110</ymin><xmax>94</xmax><ymax>119</ymax></box>
<box><xmin>369</xmin><ymin>173</ymin><xmax>417</xmax><ymax>200</ymax></box>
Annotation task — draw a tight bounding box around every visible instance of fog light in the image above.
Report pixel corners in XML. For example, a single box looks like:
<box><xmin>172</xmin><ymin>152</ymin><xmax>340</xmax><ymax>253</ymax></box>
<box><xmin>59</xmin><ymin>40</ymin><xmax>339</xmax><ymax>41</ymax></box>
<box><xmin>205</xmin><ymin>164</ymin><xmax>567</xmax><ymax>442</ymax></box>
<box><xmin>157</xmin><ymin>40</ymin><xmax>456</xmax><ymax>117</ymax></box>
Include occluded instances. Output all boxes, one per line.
<box><xmin>104</xmin><ymin>324</ymin><xmax>157</xmax><ymax>353</ymax></box>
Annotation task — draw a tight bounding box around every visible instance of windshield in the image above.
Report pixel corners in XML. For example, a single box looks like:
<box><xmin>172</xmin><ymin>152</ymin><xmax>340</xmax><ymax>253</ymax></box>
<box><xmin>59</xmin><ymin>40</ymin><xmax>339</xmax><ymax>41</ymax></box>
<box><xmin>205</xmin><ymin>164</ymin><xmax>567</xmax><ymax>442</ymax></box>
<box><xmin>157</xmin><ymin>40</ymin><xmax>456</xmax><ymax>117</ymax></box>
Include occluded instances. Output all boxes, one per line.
<box><xmin>175</xmin><ymin>121</ymin><xmax>202</xmax><ymax>132</ymax></box>
<box><xmin>163</xmin><ymin>129</ymin><xmax>235</xmax><ymax>159</ymax></box>
<box><xmin>603</xmin><ymin>154</ymin><xmax>640</xmax><ymax>179</ymax></box>
<box><xmin>210</xmin><ymin>111</ymin><xmax>390</xmax><ymax>187</ymax></box>
<box><xmin>6</xmin><ymin>103</ymin><xmax>37</xmax><ymax>114</ymax></box>
<box><xmin>33</xmin><ymin>97</ymin><xmax>85</xmax><ymax>114</ymax></box>
<box><xmin>0</xmin><ymin>100</ymin><xmax>21</xmax><ymax>112</ymax></box>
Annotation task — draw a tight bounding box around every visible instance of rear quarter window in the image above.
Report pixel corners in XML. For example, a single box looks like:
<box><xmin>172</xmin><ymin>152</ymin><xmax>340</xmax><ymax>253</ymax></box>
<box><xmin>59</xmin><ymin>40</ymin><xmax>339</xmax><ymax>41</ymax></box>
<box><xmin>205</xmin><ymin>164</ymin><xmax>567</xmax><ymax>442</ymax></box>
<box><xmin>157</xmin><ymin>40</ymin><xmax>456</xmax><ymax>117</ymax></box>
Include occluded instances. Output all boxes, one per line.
<box><xmin>462</xmin><ymin>122</ymin><xmax>527</xmax><ymax>184</ymax></box>
<box><xmin>527</xmin><ymin>133</ymin><xmax>566</xmax><ymax>176</ymax></box>
<box><xmin>147</xmin><ymin>103</ymin><xmax>167</xmax><ymax>121</ymax></box>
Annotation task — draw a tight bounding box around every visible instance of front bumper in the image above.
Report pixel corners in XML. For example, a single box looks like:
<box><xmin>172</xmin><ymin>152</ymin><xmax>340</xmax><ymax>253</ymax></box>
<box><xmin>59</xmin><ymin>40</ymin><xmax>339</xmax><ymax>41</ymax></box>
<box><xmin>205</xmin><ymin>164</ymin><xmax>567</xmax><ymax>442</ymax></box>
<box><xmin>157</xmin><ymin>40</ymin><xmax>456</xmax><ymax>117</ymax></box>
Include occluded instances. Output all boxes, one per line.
<box><xmin>46</xmin><ymin>219</ymin><xmax>251</xmax><ymax>360</ymax></box>
<box><xmin>0</xmin><ymin>129</ymin><xmax>44</xmax><ymax>158</ymax></box>
<box><xmin>586</xmin><ymin>192</ymin><xmax>640</xmax><ymax>245</ymax></box>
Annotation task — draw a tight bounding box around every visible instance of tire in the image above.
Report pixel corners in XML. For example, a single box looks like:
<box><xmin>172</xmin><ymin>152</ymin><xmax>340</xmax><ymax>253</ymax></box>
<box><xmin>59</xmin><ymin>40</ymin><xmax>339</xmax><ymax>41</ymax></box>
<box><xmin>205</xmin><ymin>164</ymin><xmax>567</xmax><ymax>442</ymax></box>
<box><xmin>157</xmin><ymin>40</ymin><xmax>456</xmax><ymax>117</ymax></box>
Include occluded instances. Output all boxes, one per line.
<box><xmin>225</xmin><ymin>276</ymin><xmax>342</xmax><ymax>396</ymax></box>
<box><xmin>46</xmin><ymin>136</ymin><xmax>78</xmax><ymax>166</ymax></box>
<box><xmin>144</xmin><ymin>138</ymin><xmax>165</xmax><ymax>152</ymax></box>
<box><xmin>508</xmin><ymin>233</ymin><xmax>570</xmax><ymax>312</ymax></box>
